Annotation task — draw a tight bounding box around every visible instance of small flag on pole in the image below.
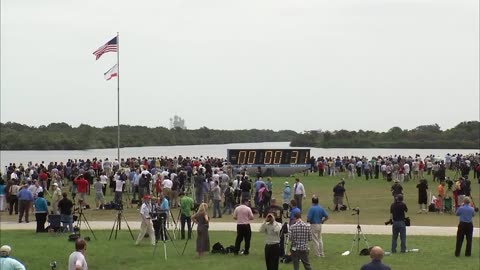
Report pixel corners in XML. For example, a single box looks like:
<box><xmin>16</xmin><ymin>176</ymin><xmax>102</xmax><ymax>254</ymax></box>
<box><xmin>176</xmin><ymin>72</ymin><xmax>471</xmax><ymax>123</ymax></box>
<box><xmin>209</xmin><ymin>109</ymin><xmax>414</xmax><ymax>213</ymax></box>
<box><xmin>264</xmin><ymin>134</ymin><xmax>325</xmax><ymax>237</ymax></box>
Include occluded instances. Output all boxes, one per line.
<box><xmin>93</xmin><ymin>36</ymin><xmax>118</xmax><ymax>60</ymax></box>
<box><xmin>104</xmin><ymin>64</ymin><xmax>118</xmax><ymax>80</ymax></box>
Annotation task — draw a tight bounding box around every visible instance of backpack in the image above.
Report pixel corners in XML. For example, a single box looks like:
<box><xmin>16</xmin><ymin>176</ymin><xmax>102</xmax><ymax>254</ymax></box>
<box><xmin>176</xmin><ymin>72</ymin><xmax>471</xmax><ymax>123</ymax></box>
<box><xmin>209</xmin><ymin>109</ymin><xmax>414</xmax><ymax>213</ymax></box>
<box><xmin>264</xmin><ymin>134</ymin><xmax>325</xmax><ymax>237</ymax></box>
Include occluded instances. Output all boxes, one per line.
<box><xmin>211</xmin><ymin>242</ymin><xmax>225</xmax><ymax>254</ymax></box>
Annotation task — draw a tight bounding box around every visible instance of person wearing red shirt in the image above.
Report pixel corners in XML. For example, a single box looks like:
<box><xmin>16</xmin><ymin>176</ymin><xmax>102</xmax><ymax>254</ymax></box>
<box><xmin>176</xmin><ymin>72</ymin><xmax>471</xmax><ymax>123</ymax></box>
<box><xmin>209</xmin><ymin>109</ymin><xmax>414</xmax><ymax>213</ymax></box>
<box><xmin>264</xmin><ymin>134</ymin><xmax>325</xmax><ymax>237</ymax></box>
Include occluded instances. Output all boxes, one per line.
<box><xmin>75</xmin><ymin>175</ymin><xmax>89</xmax><ymax>205</ymax></box>
<box><xmin>39</xmin><ymin>170</ymin><xmax>48</xmax><ymax>189</ymax></box>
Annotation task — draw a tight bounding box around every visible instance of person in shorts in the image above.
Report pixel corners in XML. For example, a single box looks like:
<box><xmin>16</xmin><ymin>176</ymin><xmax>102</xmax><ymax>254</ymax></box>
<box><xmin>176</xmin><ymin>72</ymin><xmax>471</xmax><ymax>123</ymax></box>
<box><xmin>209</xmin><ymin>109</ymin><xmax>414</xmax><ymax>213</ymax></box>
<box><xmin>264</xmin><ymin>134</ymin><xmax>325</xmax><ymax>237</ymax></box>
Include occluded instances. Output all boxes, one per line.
<box><xmin>93</xmin><ymin>178</ymin><xmax>105</xmax><ymax>210</ymax></box>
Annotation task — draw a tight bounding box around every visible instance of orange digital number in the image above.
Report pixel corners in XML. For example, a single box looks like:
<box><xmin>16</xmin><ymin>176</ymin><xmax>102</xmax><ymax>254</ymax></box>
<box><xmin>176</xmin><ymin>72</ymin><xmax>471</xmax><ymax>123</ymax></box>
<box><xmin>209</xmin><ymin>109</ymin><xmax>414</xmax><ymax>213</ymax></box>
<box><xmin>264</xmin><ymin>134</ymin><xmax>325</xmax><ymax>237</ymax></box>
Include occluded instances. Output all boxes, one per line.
<box><xmin>247</xmin><ymin>151</ymin><xmax>257</xmax><ymax>164</ymax></box>
<box><xmin>273</xmin><ymin>151</ymin><xmax>283</xmax><ymax>164</ymax></box>
<box><xmin>290</xmin><ymin>151</ymin><xmax>299</xmax><ymax>164</ymax></box>
<box><xmin>264</xmin><ymin>151</ymin><xmax>273</xmax><ymax>164</ymax></box>
<box><xmin>238</xmin><ymin>151</ymin><xmax>247</xmax><ymax>165</ymax></box>
<box><xmin>304</xmin><ymin>151</ymin><xmax>309</xmax><ymax>164</ymax></box>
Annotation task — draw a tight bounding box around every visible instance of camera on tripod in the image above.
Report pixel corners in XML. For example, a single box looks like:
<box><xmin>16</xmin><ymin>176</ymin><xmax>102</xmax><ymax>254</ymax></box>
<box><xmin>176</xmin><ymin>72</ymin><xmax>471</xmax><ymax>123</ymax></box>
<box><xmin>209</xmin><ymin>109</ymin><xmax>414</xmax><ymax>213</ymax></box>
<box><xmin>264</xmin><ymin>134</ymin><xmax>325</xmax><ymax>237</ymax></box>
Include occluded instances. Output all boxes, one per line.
<box><xmin>115</xmin><ymin>202</ymin><xmax>124</xmax><ymax>211</ymax></box>
<box><xmin>351</xmin><ymin>207</ymin><xmax>360</xmax><ymax>215</ymax></box>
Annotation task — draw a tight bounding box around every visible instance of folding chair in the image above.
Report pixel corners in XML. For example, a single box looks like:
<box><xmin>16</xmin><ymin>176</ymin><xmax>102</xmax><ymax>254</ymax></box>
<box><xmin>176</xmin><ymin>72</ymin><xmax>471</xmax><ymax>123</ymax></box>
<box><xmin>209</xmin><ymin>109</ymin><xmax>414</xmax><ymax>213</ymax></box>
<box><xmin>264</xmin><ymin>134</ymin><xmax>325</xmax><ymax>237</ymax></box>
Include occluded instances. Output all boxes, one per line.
<box><xmin>47</xmin><ymin>214</ymin><xmax>66</xmax><ymax>233</ymax></box>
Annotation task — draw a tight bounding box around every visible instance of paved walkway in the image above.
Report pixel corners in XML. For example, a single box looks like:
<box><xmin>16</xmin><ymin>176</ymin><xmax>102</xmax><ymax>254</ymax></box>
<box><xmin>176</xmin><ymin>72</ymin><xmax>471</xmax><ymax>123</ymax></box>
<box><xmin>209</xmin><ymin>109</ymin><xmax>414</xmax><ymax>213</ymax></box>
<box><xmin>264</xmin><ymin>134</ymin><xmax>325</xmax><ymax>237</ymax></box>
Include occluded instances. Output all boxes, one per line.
<box><xmin>1</xmin><ymin>221</ymin><xmax>479</xmax><ymax>237</ymax></box>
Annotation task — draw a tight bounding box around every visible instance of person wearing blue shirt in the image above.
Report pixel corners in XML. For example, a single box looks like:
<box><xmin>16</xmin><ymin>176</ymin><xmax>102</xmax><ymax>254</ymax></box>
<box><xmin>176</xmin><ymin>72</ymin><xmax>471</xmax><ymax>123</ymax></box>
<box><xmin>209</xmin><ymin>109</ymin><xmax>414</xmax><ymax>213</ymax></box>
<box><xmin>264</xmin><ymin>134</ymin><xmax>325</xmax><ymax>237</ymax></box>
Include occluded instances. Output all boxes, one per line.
<box><xmin>158</xmin><ymin>194</ymin><xmax>170</xmax><ymax>241</ymax></box>
<box><xmin>455</xmin><ymin>196</ymin><xmax>475</xmax><ymax>257</ymax></box>
<box><xmin>307</xmin><ymin>197</ymin><xmax>329</xmax><ymax>257</ymax></box>
<box><xmin>34</xmin><ymin>192</ymin><xmax>49</xmax><ymax>233</ymax></box>
<box><xmin>17</xmin><ymin>184</ymin><xmax>33</xmax><ymax>223</ymax></box>
<box><xmin>289</xmin><ymin>199</ymin><xmax>301</xmax><ymax>225</ymax></box>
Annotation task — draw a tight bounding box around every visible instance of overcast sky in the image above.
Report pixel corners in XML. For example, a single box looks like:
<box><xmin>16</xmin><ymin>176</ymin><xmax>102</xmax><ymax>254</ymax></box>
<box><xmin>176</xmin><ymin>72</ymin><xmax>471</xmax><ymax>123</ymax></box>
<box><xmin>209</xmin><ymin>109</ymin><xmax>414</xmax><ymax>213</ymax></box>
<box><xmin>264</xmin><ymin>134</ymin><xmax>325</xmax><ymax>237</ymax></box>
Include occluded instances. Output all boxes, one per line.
<box><xmin>1</xmin><ymin>0</ymin><xmax>478</xmax><ymax>132</ymax></box>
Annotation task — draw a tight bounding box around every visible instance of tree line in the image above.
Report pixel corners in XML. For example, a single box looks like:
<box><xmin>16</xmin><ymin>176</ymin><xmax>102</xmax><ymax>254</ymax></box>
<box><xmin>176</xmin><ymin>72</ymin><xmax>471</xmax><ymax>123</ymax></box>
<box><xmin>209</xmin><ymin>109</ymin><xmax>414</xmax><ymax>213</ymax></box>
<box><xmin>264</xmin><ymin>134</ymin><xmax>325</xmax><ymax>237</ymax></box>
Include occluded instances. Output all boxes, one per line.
<box><xmin>1</xmin><ymin>121</ymin><xmax>478</xmax><ymax>150</ymax></box>
<box><xmin>0</xmin><ymin>122</ymin><xmax>297</xmax><ymax>150</ymax></box>
<box><xmin>290</xmin><ymin>121</ymin><xmax>480</xmax><ymax>149</ymax></box>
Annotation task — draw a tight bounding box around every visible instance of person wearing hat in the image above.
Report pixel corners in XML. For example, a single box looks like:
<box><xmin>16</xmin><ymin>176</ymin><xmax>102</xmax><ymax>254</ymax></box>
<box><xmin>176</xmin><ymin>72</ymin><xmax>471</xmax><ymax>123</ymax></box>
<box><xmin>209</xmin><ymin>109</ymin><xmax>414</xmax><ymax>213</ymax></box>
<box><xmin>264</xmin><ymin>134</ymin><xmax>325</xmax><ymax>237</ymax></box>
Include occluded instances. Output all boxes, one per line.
<box><xmin>282</xmin><ymin>182</ymin><xmax>291</xmax><ymax>205</ymax></box>
<box><xmin>135</xmin><ymin>194</ymin><xmax>156</xmax><ymax>246</ymax></box>
<box><xmin>52</xmin><ymin>182</ymin><xmax>63</xmax><ymax>214</ymax></box>
<box><xmin>390</xmin><ymin>193</ymin><xmax>408</xmax><ymax>253</ymax></box>
<box><xmin>0</xmin><ymin>245</ymin><xmax>26</xmax><ymax>270</ymax></box>
<box><xmin>34</xmin><ymin>192</ymin><xmax>49</xmax><ymax>232</ymax></box>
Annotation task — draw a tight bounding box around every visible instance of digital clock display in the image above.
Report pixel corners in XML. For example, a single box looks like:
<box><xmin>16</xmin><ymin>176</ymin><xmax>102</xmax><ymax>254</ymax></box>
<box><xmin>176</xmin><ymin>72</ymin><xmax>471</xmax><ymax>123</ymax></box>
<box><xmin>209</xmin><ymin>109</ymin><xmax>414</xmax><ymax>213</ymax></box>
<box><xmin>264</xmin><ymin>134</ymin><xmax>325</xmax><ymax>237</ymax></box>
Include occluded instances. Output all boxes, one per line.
<box><xmin>227</xmin><ymin>149</ymin><xmax>310</xmax><ymax>165</ymax></box>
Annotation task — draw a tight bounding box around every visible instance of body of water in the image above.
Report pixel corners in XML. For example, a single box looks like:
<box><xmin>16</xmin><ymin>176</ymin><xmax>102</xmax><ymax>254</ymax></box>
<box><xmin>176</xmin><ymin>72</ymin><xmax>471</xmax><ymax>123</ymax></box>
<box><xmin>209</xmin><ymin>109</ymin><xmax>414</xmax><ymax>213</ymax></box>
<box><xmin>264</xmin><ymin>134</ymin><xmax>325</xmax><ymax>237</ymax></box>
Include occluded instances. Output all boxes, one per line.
<box><xmin>1</xmin><ymin>142</ymin><xmax>477</xmax><ymax>170</ymax></box>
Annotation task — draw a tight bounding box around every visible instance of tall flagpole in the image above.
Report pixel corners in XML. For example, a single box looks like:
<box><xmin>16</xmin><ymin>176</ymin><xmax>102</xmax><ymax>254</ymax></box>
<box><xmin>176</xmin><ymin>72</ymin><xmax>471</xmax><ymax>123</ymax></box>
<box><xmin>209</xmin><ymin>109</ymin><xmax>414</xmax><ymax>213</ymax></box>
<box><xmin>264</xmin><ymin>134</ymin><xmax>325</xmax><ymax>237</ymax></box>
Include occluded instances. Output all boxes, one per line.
<box><xmin>117</xmin><ymin>32</ymin><xmax>120</xmax><ymax>163</ymax></box>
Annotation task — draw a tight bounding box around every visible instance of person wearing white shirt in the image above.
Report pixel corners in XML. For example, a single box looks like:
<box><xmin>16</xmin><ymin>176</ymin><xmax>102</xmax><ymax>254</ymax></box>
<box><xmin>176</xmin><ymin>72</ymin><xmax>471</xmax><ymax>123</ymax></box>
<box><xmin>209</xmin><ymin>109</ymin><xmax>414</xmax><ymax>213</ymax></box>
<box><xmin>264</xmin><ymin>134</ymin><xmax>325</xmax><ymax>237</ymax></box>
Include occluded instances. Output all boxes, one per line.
<box><xmin>135</xmin><ymin>195</ymin><xmax>155</xmax><ymax>246</ymax></box>
<box><xmin>114</xmin><ymin>178</ymin><xmax>124</xmax><ymax>205</ymax></box>
<box><xmin>403</xmin><ymin>163</ymin><xmax>410</xmax><ymax>181</ymax></box>
<box><xmin>68</xmin><ymin>238</ymin><xmax>88</xmax><ymax>270</ymax></box>
<box><xmin>293</xmin><ymin>178</ymin><xmax>306</xmax><ymax>211</ymax></box>
<box><xmin>162</xmin><ymin>178</ymin><xmax>173</xmax><ymax>201</ymax></box>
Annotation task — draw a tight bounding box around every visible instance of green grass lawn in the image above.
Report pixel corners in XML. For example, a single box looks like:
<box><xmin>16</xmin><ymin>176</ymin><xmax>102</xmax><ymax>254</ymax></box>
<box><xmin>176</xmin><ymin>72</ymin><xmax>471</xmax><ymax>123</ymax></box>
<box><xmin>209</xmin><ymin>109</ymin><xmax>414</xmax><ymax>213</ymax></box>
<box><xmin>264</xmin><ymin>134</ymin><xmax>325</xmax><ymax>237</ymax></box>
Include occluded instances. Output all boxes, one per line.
<box><xmin>1</xmin><ymin>169</ymin><xmax>478</xmax><ymax>227</ymax></box>
<box><xmin>0</xmin><ymin>230</ymin><xmax>478</xmax><ymax>270</ymax></box>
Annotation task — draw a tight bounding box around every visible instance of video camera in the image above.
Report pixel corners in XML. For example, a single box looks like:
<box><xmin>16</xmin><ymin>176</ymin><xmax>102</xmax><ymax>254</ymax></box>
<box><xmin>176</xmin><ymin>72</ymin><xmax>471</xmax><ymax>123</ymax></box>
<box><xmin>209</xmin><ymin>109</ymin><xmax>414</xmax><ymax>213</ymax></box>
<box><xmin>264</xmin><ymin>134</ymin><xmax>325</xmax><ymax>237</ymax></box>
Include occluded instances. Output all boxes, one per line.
<box><xmin>351</xmin><ymin>207</ymin><xmax>360</xmax><ymax>215</ymax></box>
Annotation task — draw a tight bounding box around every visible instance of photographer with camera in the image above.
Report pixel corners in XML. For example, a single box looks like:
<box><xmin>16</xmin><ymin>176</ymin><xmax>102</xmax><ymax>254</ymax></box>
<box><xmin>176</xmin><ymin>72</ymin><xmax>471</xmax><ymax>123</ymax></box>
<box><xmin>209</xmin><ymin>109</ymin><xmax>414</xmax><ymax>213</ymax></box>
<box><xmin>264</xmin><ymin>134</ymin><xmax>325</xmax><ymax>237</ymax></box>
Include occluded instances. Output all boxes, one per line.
<box><xmin>260</xmin><ymin>212</ymin><xmax>282</xmax><ymax>270</ymax></box>
<box><xmin>179</xmin><ymin>192</ymin><xmax>194</xmax><ymax>240</ymax></box>
<box><xmin>135</xmin><ymin>194</ymin><xmax>156</xmax><ymax>246</ymax></box>
<box><xmin>333</xmin><ymin>180</ymin><xmax>346</xmax><ymax>211</ymax></box>
<box><xmin>389</xmin><ymin>194</ymin><xmax>408</xmax><ymax>253</ymax></box>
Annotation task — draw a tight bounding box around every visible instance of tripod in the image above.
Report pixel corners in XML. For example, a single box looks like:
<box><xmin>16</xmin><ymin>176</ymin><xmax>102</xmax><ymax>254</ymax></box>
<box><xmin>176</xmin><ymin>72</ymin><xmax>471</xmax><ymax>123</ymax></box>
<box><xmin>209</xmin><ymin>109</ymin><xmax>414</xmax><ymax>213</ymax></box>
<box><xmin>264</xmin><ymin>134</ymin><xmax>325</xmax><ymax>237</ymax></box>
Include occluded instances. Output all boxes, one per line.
<box><xmin>350</xmin><ymin>208</ymin><xmax>370</xmax><ymax>255</ymax></box>
<box><xmin>344</xmin><ymin>191</ymin><xmax>351</xmax><ymax>210</ymax></box>
<box><xmin>76</xmin><ymin>206</ymin><xmax>97</xmax><ymax>240</ymax></box>
<box><xmin>109</xmin><ymin>208</ymin><xmax>134</xmax><ymax>240</ymax></box>
<box><xmin>167</xmin><ymin>210</ymin><xmax>179</xmax><ymax>240</ymax></box>
<box><xmin>181</xmin><ymin>221</ymin><xmax>196</xmax><ymax>255</ymax></box>
<box><xmin>153</xmin><ymin>217</ymin><xmax>180</xmax><ymax>260</ymax></box>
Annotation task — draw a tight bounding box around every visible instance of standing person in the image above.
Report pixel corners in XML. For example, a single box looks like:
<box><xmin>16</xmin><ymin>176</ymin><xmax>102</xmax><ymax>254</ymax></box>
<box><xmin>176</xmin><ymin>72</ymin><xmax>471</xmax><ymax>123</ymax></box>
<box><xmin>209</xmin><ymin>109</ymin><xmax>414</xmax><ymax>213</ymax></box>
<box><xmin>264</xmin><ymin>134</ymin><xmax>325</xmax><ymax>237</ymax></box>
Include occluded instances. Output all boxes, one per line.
<box><xmin>260</xmin><ymin>213</ymin><xmax>282</xmax><ymax>270</ymax></box>
<box><xmin>68</xmin><ymin>238</ymin><xmax>88</xmax><ymax>270</ymax></box>
<box><xmin>8</xmin><ymin>181</ymin><xmax>20</xmax><ymax>215</ymax></box>
<box><xmin>307</xmin><ymin>196</ymin><xmax>329</xmax><ymax>258</ymax></box>
<box><xmin>437</xmin><ymin>180</ymin><xmax>446</xmax><ymax>214</ymax></box>
<box><xmin>0</xmin><ymin>179</ymin><xmax>6</xmax><ymax>212</ymax></box>
<box><xmin>360</xmin><ymin>246</ymin><xmax>391</xmax><ymax>270</ymax></box>
<box><xmin>293</xmin><ymin>178</ymin><xmax>306</xmax><ymax>211</ymax></box>
<box><xmin>332</xmin><ymin>181</ymin><xmax>346</xmax><ymax>211</ymax></box>
<box><xmin>233</xmin><ymin>198</ymin><xmax>254</xmax><ymax>255</ymax></box>
<box><xmin>74</xmin><ymin>175</ymin><xmax>89</xmax><ymax>206</ymax></box>
<box><xmin>192</xmin><ymin>203</ymin><xmax>210</xmax><ymax>257</ymax></box>
<box><xmin>114</xmin><ymin>176</ymin><xmax>124</xmax><ymax>206</ymax></box>
<box><xmin>157</xmin><ymin>193</ymin><xmax>170</xmax><ymax>241</ymax></box>
<box><xmin>34</xmin><ymin>192</ymin><xmax>48</xmax><ymax>233</ymax></box>
<box><xmin>58</xmin><ymin>192</ymin><xmax>74</xmax><ymax>233</ymax></box>
<box><xmin>0</xmin><ymin>245</ymin><xmax>26</xmax><ymax>270</ymax></box>
<box><xmin>135</xmin><ymin>195</ymin><xmax>156</xmax><ymax>246</ymax></box>
<box><xmin>283</xmin><ymin>182</ymin><xmax>291</xmax><ymax>205</ymax></box>
<box><xmin>17</xmin><ymin>184</ymin><xmax>33</xmax><ymax>223</ymax></box>
<box><xmin>289</xmin><ymin>212</ymin><xmax>312</xmax><ymax>270</ymax></box>
<box><xmin>289</xmin><ymin>200</ymin><xmax>301</xmax><ymax>225</ymax></box>
<box><xmin>179</xmin><ymin>192</ymin><xmax>194</xmax><ymax>240</ymax></box>
<box><xmin>212</xmin><ymin>181</ymin><xmax>222</xmax><ymax>218</ymax></box>
<box><xmin>455</xmin><ymin>197</ymin><xmax>475</xmax><ymax>257</ymax></box>
<box><xmin>416</xmin><ymin>179</ymin><xmax>428</xmax><ymax>214</ymax></box>
<box><xmin>390</xmin><ymin>180</ymin><xmax>403</xmax><ymax>202</ymax></box>
<box><xmin>51</xmin><ymin>183</ymin><xmax>63</xmax><ymax>214</ymax></box>
<box><xmin>93</xmin><ymin>178</ymin><xmax>105</xmax><ymax>210</ymax></box>
<box><xmin>390</xmin><ymin>194</ymin><xmax>408</xmax><ymax>253</ymax></box>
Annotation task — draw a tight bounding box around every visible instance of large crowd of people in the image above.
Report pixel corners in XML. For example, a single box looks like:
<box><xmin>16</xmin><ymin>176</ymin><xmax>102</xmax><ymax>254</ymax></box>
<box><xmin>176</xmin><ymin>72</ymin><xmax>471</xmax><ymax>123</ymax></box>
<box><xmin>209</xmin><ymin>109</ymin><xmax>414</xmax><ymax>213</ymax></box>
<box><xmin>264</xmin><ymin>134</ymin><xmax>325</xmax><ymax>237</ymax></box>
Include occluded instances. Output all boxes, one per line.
<box><xmin>0</xmin><ymin>152</ymin><xmax>478</xmax><ymax>270</ymax></box>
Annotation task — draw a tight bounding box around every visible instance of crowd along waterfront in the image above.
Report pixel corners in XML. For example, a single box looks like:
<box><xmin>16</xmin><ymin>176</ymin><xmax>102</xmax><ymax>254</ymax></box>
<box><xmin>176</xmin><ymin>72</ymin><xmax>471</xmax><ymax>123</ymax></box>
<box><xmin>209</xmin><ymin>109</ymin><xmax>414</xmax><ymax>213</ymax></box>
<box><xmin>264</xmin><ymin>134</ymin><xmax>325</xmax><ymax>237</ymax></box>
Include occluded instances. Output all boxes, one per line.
<box><xmin>1</xmin><ymin>142</ymin><xmax>478</xmax><ymax>172</ymax></box>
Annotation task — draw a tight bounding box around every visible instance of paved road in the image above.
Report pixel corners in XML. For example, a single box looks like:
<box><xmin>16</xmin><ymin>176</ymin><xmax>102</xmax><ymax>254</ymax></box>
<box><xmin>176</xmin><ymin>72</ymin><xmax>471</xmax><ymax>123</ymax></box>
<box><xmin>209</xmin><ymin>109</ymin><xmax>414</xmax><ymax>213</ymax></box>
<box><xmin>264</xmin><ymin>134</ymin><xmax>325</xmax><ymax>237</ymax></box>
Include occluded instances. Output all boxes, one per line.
<box><xmin>1</xmin><ymin>221</ymin><xmax>479</xmax><ymax>237</ymax></box>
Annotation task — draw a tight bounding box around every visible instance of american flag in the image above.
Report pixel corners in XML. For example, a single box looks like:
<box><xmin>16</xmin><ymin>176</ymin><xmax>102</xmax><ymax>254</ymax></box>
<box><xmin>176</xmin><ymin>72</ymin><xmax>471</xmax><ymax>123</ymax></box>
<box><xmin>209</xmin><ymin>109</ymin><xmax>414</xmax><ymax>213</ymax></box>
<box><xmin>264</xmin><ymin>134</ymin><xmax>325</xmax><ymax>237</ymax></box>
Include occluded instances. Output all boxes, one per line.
<box><xmin>93</xmin><ymin>36</ymin><xmax>118</xmax><ymax>60</ymax></box>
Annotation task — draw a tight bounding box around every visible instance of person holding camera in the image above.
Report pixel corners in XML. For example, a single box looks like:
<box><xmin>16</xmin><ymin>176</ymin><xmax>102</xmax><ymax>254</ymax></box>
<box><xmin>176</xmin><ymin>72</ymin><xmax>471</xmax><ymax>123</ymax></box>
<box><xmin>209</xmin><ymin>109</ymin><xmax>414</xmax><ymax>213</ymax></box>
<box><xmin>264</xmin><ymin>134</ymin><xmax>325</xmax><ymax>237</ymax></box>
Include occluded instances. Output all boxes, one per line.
<box><xmin>333</xmin><ymin>180</ymin><xmax>345</xmax><ymax>211</ymax></box>
<box><xmin>260</xmin><ymin>212</ymin><xmax>282</xmax><ymax>270</ymax></box>
<box><xmin>135</xmin><ymin>194</ymin><xmax>156</xmax><ymax>246</ymax></box>
<box><xmin>390</xmin><ymin>194</ymin><xmax>408</xmax><ymax>253</ymax></box>
<box><xmin>455</xmin><ymin>196</ymin><xmax>475</xmax><ymax>257</ymax></box>
<box><xmin>74</xmin><ymin>175</ymin><xmax>89</xmax><ymax>206</ymax></box>
<box><xmin>179</xmin><ymin>192</ymin><xmax>194</xmax><ymax>240</ymax></box>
